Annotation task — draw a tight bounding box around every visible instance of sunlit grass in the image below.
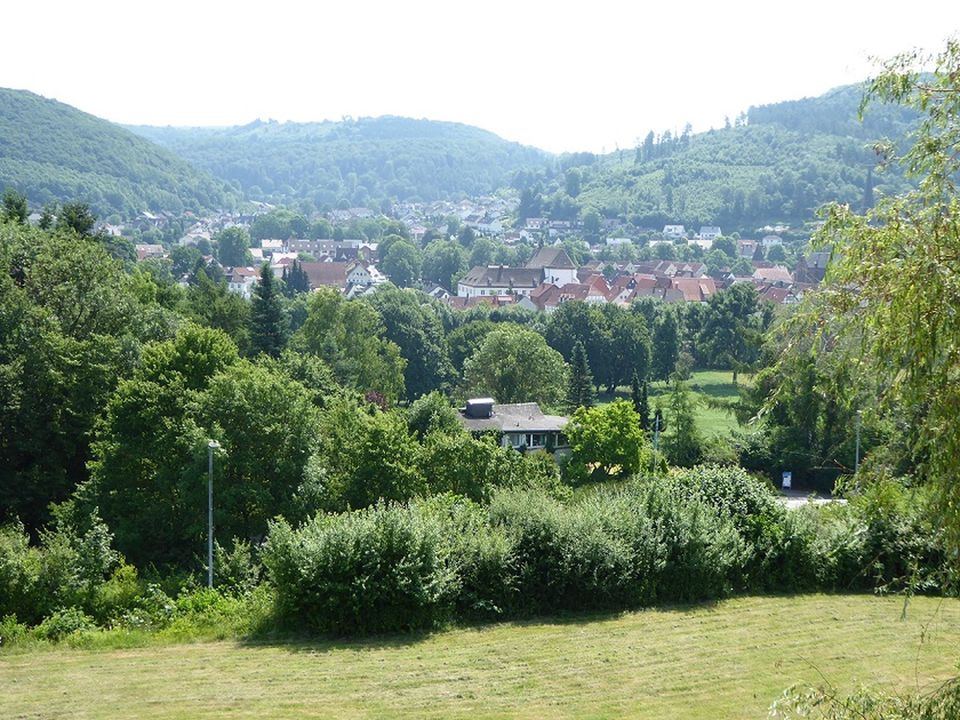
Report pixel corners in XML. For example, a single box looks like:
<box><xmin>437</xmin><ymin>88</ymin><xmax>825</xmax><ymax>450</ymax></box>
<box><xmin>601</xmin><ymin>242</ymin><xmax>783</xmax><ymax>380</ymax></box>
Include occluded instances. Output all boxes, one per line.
<box><xmin>598</xmin><ymin>370</ymin><xmax>749</xmax><ymax>437</ymax></box>
<box><xmin>3</xmin><ymin>595</ymin><xmax>958</xmax><ymax>719</ymax></box>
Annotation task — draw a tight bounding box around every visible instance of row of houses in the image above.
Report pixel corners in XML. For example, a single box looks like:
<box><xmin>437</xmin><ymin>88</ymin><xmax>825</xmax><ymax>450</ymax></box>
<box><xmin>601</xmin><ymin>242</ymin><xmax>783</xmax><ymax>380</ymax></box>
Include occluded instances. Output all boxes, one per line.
<box><xmin>450</xmin><ymin>243</ymin><xmax>824</xmax><ymax>312</ymax></box>
<box><xmin>225</xmin><ymin>259</ymin><xmax>387</xmax><ymax>299</ymax></box>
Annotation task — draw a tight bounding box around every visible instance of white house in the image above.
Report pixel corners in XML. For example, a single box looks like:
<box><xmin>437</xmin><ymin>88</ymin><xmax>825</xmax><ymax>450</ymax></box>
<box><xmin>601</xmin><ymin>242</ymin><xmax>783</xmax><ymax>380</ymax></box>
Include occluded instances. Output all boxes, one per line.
<box><xmin>226</xmin><ymin>267</ymin><xmax>260</xmax><ymax>299</ymax></box>
<box><xmin>663</xmin><ymin>225</ymin><xmax>686</xmax><ymax>240</ymax></box>
<box><xmin>525</xmin><ymin>246</ymin><xmax>579</xmax><ymax>286</ymax></box>
<box><xmin>457</xmin><ymin>266</ymin><xmax>543</xmax><ymax>298</ymax></box>
<box><xmin>260</xmin><ymin>239</ymin><xmax>284</xmax><ymax>255</ymax></box>
<box><xmin>456</xmin><ymin>246</ymin><xmax>580</xmax><ymax>298</ymax></box>
<box><xmin>698</xmin><ymin>226</ymin><xmax>722</xmax><ymax>241</ymax></box>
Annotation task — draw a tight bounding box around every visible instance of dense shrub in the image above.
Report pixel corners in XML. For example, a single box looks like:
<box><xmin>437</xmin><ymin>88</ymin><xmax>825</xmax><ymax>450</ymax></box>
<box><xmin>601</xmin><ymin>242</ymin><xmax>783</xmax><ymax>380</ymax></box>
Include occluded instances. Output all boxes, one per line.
<box><xmin>0</xmin><ymin>505</ymin><xmax>131</xmax><ymax>625</ymax></box>
<box><xmin>213</xmin><ymin>539</ymin><xmax>262</xmax><ymax>597</ymax></box>
<box><xmin>804</xmin><ymin>504</ymin><xmax>867</xmax><ymax>590</ymax></box>
<box><xmin>265</xmin><ymin>480</ymin><xmax>756</xmax><ymax>635</ymax></box>
<box><xmin>0</xmin><ymin>522</ymin><xmax>37</xmax><ymax>622</ymax></box>
<box><xmin>661</xmin><ymin>466</ymin><xmax>810</xmax><ymax>590</ymax></box>
<box><xmin>771</xmin><ymin>677</ymin><xmax>960</xmax><ymax>719</ymax></box>
<box><xmin>849</xmin><ymin>479</ymin><xmax>947</xmax><ymax>592</ymax></box>
<box><xmin>0</xmin><ymin>614</ymin><xmax>29</xmax><ymax>646</ymax></box>
<box><xmin>36</xmin><ymin>607</ymin><xmax>95</xmax><ymax>641</ymax></box>
<box><xmin>263</xmin><ymin>503</ymin><xmax>458</xmax><ymax>635</ymax></box>
<box><xmin>488</xmin><ymin>489</ymin><xmax>639</xmax><ymax>613</ymax></box>
<box><xmin>3</xmin><ymin>467</ymin><xmax>951</xmax><ymax>643</ymax></box>
<box><xmin>441</xmin><ymin>499</ymin><xmax>517</xmax><ymax>621</ymax></box>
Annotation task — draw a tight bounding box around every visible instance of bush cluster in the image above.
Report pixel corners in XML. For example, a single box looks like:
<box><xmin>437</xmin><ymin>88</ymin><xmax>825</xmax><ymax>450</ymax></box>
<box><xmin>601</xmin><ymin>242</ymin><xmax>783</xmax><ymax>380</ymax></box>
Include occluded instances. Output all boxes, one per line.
<box><xmin>263</xmin><ymin>468</ymin><xmax>952</xmax><ymax>637</ymax></box>
<box><xmin>2</xmin><ymin>467</ymin><xmax>950</xmax><ymax>643</ymax></box>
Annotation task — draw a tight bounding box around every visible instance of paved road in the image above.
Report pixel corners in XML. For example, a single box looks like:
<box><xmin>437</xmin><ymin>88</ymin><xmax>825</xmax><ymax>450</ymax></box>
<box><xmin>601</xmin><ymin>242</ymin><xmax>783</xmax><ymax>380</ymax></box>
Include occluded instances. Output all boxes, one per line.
<box><xmin>777</xmin><ymin>489</ymin><xmax>847</xmax><ymax>509</ymax></box>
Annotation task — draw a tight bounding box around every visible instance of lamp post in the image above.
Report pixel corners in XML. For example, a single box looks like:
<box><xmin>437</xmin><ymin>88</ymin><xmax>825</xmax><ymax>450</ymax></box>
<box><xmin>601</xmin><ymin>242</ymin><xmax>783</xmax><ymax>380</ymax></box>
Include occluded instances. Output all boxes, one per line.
<box><xmin>652</xmin><ymin>412</ymin><xmax>661</xmax><ymax>475</ymax></box>
<box><xmin>207</xmin><ymin>440</ymin><xmax>220</xmax><ymax>588</ymax></box>
<box><xmin>854</xmin><ymin>410</ymin><xmax>862</xmax><ymax>474</ymax></box>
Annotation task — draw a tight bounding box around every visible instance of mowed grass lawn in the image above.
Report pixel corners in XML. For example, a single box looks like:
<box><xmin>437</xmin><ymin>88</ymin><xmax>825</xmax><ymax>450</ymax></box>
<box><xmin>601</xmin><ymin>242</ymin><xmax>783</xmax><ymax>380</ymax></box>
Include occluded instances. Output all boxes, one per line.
<box><xmin>599</xmin><ymin>369</ymin><xmax>747</xmax><ymax>437</ymax></box>
<box><xmin>4</xmin><ymin>595</ymin><xmax>959</xmax><ymax>719</ymax></box>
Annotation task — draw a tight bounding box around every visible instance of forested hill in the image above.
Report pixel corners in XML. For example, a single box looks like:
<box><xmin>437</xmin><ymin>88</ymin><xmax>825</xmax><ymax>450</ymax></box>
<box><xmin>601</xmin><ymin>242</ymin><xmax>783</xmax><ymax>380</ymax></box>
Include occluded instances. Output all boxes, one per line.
<box><xmin>0</xmin><ymin>89</ymin><xmax>239</xmax><ymax>219</ymax></box>
<box><xmin>538</xmin><ymin>83</ymin><xmax>920</xmax><ymax>234</ymax></box>
<box><xmin>127</xmin><ymin>116</ymin><xmax>552</xmax><ymax>209</ymax></box>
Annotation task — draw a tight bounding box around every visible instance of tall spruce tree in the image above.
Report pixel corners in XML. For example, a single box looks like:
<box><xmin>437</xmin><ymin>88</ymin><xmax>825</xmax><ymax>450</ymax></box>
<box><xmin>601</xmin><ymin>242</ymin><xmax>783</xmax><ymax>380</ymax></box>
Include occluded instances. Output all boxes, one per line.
<box><xmin>567</xmin><ymin>340</ymin><xmax>595</xmax><ymax>411</ymax></box>
<box><xmin>251</xmin><ymin>263</ymin><xmax>288</xmax><ymax>358</ymax></box>
<box><xmin>282</xmin><ymin>259</ymin><xmax>311</xmax><ymax>297</ymax></box>
<box><xmin>631</xmin><ymin>371</ymin><xmax>650</xmax><ymax>431</ymax></box>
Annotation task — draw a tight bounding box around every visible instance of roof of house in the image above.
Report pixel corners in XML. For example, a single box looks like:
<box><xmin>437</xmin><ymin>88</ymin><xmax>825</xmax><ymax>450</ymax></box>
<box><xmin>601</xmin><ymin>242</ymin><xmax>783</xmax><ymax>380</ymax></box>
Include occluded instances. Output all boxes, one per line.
<box><xmin>135</xmin><ymin>244</ymin><xmax>165</xmax><ymax>261</ymax></box>
<box><xmin>803</xmin><ymin>251</ymin><xmax>832</xmax><ymax>270</ymax></box>
<box><xmin>459</xmin><ymin>265</ymin><xmax>542</xmax><ymax>288</ymax></box>
<box><xmin>525</xmin><ymin>246</ymin><xmax>577</xmax><ymax>270</ymax></box>
<box><xmin>752</xmin><ymin>265</ymin><xmax>793</xmax><ymax>284</ymax></box>
<box><xmin>759</xmin><ymin>286</ymin><xmax>793</xmax><ymax>304</ymax></box>
<box><xmin>633</xmin><ymin>273</ymin><xmax>659</xmax><ymax>289</ymax></box>
<box><xmin>228</xmin><ymin>266</ymin><xmax>260</xmax><ymax>279</ymax></box>
<box><xmin>301</xmin><ymin>261</ymin><xmax>349</xmax><ymax>289</ymax></box>
<box><xmin>459</xmin><ymin>402</ymin><xmax>568</xmax><ymax>434</ymax></box>
<box><xmin>557</xmin><ymin>283</ymin><xmax>592</xmax><ymax>302</ymax></box>
<box><xmin>672</xmin><ymin>277</ymin><xmax>717</xmax><ymax>302</ymax></box>
<box><xmin>586</xmin><ymin>275</ymin><xmax>612</xmax><ymax>298</ymax></box>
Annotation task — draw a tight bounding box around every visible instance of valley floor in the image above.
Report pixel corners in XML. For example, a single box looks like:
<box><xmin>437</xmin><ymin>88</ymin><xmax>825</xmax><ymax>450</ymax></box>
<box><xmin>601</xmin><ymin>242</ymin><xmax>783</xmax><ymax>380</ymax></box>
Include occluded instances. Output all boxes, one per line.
<box><xmin>3</xmin><ymin>594</ymin><xmax>959</xmax><ymax>719</ymax></box>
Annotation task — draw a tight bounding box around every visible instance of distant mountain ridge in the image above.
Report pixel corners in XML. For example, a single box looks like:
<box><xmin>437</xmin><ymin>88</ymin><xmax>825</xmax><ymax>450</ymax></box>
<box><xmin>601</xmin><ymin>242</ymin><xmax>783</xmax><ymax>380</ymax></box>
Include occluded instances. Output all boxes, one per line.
<box><xmin>0</xmin><ymin>88</ymin><xmax>238</xmax><ymax>219</ymax></box>
<box><xmin>0</xmin><ymin>84</ymin><xmax>922</xmax><ymax>230</ymax></box>
<box><xmin>127</xmin><ymin>116</ymin><xmax>552</xmax><ymax>209</ymax></box>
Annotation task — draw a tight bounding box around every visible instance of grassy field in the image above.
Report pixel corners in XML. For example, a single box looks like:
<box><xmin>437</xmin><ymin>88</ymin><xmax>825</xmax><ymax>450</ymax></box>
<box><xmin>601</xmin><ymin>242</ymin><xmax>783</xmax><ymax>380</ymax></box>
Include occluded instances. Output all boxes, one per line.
<box><xmin>599</xmin><ymin>369</ymin><xmax>748</xmax><ymax>438</ymax></box>
<box><xmin>4</xmin><ymin>595</ymin><xmax>959</xmax><ymax>719</ymax></box>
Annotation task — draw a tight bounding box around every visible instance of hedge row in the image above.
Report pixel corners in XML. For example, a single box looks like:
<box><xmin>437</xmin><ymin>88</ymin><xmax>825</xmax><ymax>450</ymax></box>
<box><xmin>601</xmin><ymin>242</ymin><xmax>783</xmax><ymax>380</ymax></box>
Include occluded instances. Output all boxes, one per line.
<box><xmin>262</xmin><ymin>467</ymin><xmax>949</xmax><ymax>636</ymax></box>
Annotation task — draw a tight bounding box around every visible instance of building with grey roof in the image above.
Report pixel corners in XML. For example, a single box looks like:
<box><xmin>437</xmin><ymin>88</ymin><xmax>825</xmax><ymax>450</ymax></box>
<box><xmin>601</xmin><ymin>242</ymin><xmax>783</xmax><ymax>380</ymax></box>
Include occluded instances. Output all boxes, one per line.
<box><xmin>459</xmin><ymin>399</ymin><xmax>569</xmax><ymax>453</ymax></box>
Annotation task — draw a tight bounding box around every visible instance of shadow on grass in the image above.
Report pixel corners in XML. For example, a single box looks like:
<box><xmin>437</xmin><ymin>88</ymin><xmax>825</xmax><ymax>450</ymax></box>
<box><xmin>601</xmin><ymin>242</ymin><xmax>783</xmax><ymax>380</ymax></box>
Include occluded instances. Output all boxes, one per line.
<box><xmin>237</xmin><ymin>596</ymin><xmax>729</xmax><ymax>654</ymax></box>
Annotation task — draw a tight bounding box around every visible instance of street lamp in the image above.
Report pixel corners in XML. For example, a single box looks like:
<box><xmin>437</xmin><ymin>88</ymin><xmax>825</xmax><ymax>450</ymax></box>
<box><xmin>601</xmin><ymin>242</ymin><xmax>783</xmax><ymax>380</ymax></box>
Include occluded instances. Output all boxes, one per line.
<box><xmin>854</xmin><ymin>410</ymin><xmax>862</xmax><ymax>474</ymax></box>
<box><xmin>207</xmin><ymin>440</ymin><xmax>221</xmax><ymax>588</ymax></box>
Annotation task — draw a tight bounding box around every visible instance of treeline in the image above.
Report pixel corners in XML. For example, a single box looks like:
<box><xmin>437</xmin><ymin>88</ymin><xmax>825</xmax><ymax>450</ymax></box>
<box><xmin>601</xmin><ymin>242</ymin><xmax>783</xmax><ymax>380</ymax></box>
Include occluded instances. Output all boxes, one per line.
<box><xmin>0</xmin><ymin>89</ymin><xmax>238</xmax><ymax>219</ymax></box>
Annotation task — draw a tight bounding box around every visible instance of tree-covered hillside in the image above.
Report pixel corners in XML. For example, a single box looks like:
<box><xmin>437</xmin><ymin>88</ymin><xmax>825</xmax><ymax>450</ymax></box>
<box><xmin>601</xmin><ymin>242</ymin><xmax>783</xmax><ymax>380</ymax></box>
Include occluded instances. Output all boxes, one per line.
<box><xmin>128</xmin><ymin>116</ymin><xmax>551</xmax><ymax>209</ymax></box>
<box><xmin>0</xmin><ymin>89</ymin><xmax>238</xmax><ymax>219</ymax></box>
<box><xmin>519</xmin><ymin>84</ymin><xmax>920</xmax><ymax>233</ymax></box>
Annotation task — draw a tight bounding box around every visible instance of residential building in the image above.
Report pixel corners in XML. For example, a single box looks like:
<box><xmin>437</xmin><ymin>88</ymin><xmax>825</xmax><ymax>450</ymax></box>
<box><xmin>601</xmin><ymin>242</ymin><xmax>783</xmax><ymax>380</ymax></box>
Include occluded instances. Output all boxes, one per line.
<box><xmin>698</xmin><ymin>226</ymin><xmax>722</xmax><ymax>241</ymax></box>
<box><xmin>226</xmin><ymin>266</ymin><xmax>260</xmax><ymax>299</ymax></box>
<box><xmin>458</xmin><ymin>399</ymin><xmax>569</xmax><ymax>453</ymax></box>
<box><xmin>457</xmin><ymin>265</ymin><xmax>542</xmax><ymax>298</ymax></box>
<box><xmin>525</xmin><ymin>246</ymin><xmax>578</xmax><ymax>286</ymax></box>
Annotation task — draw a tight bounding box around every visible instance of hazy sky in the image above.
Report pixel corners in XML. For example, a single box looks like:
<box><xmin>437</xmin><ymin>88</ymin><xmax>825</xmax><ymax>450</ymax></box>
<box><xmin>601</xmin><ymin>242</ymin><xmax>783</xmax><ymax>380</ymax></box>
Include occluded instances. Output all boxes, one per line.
<box><xmin>3</xmin><ymin>1</ymin><xmax>957</xmax><ymax>153</ymax></box>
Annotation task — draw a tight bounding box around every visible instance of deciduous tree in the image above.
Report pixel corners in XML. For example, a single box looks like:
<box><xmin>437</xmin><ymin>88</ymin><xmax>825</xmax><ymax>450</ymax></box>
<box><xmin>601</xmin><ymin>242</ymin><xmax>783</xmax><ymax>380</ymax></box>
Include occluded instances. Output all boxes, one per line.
<box><xmin>215</xmin><ymin>226</ymin><xmax>252</xmax><ymax>267</ymax></box>
<box><xmin>464</xmin><ymin>325</ymin><xmax>567</xmax><ymax>407</ymax></box>
<box><xmin>566</xmin><ymin>400</ymin><xmax>650</xmax><ymax>482</ymax></box>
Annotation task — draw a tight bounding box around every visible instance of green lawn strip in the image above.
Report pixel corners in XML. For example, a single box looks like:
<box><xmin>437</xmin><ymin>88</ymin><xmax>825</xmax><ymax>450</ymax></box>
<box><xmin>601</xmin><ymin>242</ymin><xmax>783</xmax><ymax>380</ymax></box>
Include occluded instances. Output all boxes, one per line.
<box><xmin>596</xmin><ymin>370</ymin><xmax>749</xmax><ymax>438</ymax></box>
<box><xmin>3</xmin><ymin>595</ymin><xmax>958</xmax><ymax>719</ymax></box>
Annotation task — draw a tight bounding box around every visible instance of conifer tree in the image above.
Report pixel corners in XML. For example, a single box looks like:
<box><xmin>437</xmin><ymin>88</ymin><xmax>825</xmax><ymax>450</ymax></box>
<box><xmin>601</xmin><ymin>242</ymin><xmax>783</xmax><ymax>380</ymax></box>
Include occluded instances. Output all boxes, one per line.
<box><xmin>251</xmin><ymin>263</ymin><xmax>288</xmax><ymax>358</ymax></box>
<box><xmin>282</xmin><ymin>259</ymin><xmax>311</xmax><ymax>297</ymax></box>
<box><xmin>631</xmin><ymin>371</ymin><xmax>650</xmax><ymax>431</ymax></box>
<box><xmin>567</xmin><ymin>340</ymin><xmax>595</xmax><ymax>411</ymax></box>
